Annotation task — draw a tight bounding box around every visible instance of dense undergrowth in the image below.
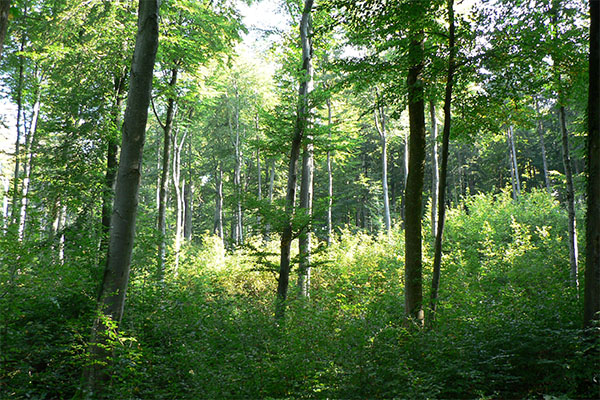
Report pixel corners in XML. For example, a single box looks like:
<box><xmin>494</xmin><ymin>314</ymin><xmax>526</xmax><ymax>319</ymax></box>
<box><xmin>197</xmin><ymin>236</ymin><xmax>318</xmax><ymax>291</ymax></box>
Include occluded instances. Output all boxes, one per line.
<box><xmin>1</xmin><ymin>190</ymin><xmax>598</xmax><ymax>399</ymax></box>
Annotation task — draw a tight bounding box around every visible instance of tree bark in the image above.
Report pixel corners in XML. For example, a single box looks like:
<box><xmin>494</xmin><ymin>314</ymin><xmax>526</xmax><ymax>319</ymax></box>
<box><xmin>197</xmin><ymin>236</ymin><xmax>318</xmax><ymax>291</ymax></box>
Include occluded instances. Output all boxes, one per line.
<box><xmin>326</xmin><ymin>97</ymin><xmax>333</xmax><ymax>245</ymax></box>
<box><xmin>84</xmin><ymin>0</ymin><xmax>159</xmax><ymax>393</ymax></box>
<box><xmin>534</xmin><ymin>97</ymin><xmax>552</xmax><ymax>193</ymax></box>
<box><xmin>0</xmin><ymin>0</ymin><xmax>10</xmax><ymax>60</ymax></box>
<box><xmin>584</xmin><ymin>0</ymin><xmax>600</xmax><ymax>329</ymax></box>
<box><xmin>157</xmin><ymin>67</ymin><xmax>178</xmax><ymax>278</ymax></box>
<box><xmin>559</xmin><ymin>107</ymin><xmax>580</xmax><ymax>290</ymax></box>
<box><xmin>404</xmin><ymin>29</ymin><xmax>426</xmax><ymax>325</ymax></box>
<box><xmin>276</xmin><ymin>0</ymin><xmax>314</xmax><ymax>319</ymax></box>
<box><xmin>298</xmin><ymin>133</ymin><xmax>314</xmax><ymax>297</ymax></box>
<box><xmin>430</xmin><ymin>0</ymin><xmax>455</xmax><ymax>318</ymax></box>
<box><xmin>213</xmin><ymin>163</ymin><xmax>224</xmax><ymax>240</ymax></box>
<box><xmin>172</xmin><ymin>130</ymin><xmax>187</xmax><ymax>275</ymax></box>
<box><xmin>507</xmin><ymin>125</ymin><xmax>520</xmax><ymax>200</ymax></box>
<box><xmin>374</xmin><ymin>89</ymin><xmax>391</xmax><ymax>234</ymax></box>
<box><xmin>429</xmin><ymin>99</ymin><xmax>439</xmax><ymax>236</ymax></box>
<box><xmin>10</xmin><ymin>33</ymin><xmax>25</xmax><ymax>229</ymax></box>
<box><xmin>183</xmin><ymin>135</ymin><xmax>192</xmax><ymax>241</ymax></box>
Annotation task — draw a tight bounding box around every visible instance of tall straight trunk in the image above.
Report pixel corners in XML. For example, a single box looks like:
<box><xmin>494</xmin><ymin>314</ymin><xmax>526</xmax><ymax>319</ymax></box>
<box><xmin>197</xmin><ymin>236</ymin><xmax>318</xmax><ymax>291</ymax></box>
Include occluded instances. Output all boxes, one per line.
<box><xmin>430</xmin><ymin>0</ymin><xmax>455</xmax><ymax>318</ymax></box>
<box><xmin>213</xmin><ymin>163</ymin><xmax>224</xmax><ymax>240</ymax></box>
<box><xmin>429</xmin><ymin>99</ymin><xmax>439</xmax><ymax>236</ymax></box>
<box><xmin>10</xmin><ymin>33</ymin><xmax>25</xmax><ymax>228</ymax></box>
<box><xmin>257</xmin><ymin>149</ymin><xmax>262</xmax><ymax>228</ymax></box>
<box><xmin>374</xmin><ymin>92</ymin><xmax>391</xmax><ymax>234</ymax></box>
<box><xmin>84</xmin><ymin>0</ymin><xmax>159</xmax><ymax>393</ymax></box>
<box><xmin>535</xmin><ymin>97</ymin><xmax>552</xmax><ymax>193</ymax></box>
<box><xmin>326</xmin><ymin>97</ymin><xmax>333</xmax><ymax>245</ymax></box>
<box><xmin>559</xmin><ymin>106</ymin><xmax>579</xmax><ymax>290</ymax></box>
<box><xmin>18</xmin><ymin>74</ymin><xmax>41</xmax><ymax>240</ymax></box>
<box><xmin>507</xmin><ymin>125</ymin><xmax>520</xmax><ymax>200</ymax></box>
<box><xmin>100</xmin><ymin>73</ymin><xmax>126</xmax><ymax>255</ymax></box>
<box><xmin>404</xmin><ymin>29</ymin><xmax>426</xmax><ymax>325</ymax></box>
<box><xmin>584</xmin><ymin>0</ymin><xmax>599</xmax><ymax>328</ymax></box>
<box><xmin>298</xmin><ymin>135</ymin><xmax>314</xmax><ymax>297</ymax></box>
<box><xmin>276</xmin><ymin>0</ymin><xmax>314</xmax><ymax>319</ymax></box>
<box><xmin>265</xmin><ymin>159</ymin><xmax>275</xmax><ymax>236</ymax></box>
<box><xmin>172</xmin><ymin>130</ymin><xmax>186</xmax><ymax>275</ymax></box>
<box><xmin>0</xmin><ymin>0</ymin><xmax>10</xmax><ymax>59</ymax></box>
<box><xmin>183</xmin><ymin>135</ymin><xmax>192</xmax><ymax>241</ymax></box>
<box><xmin>157</xmin><ymin>67</ymin><xmax>178</xmax><ymax>277</ymax></box>
<box><xmin>400</xmin><ymin>133</ymin><xmax>409</xmax><ymax>224</ymax></box>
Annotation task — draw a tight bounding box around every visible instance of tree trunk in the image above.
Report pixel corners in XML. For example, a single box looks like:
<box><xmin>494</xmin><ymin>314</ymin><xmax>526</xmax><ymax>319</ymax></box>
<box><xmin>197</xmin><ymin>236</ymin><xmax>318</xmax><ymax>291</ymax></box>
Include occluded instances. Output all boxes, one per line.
<box><xmin>374</xmin><ymin>90</ymin><xmax>391</xmax><ymax>234</ymax></box>
<box><xmin>184</xmin><ymin>135</ymin><xmax>192</xmax><ymax>241</ymax></box>
<box><xmin>326</xmin><ymin>97</ymin><xmax>333</xmax><ymax>245</ymax></box>
<box><xmin>10</xmin><ymin>33</ymin><xmax>25</xmax><ymax>229</ymax></box>
<box><xmin>100</xmin><ymin>73</ymin><xmax>126</xmax><ymax>257</ymax></box>
<box><xmin>265</xmin><ymin>159</ymin><xmax>275</xmax><ymax>237</ymax></box>
<box><xmin>0</xmin><ymin>0</ymin><xmax>10</xmax><ymax>60</ymax></box>
<box><xmin>157</xmin><ymin>67</ymin><xmax>178</xmax><ymax>278</ymax></box>
<box><xmin>404</xmin><ymin>29</ymin><xmax>426</xmax><ymax>325</ymax></box>
<box><xmin>507</xmin><ymin>125</ymin><xmax>520</xmax><ymax>200</ymax></box>
<box><xmin>84</xmin><ymin>0</ymin><xmax>159</xmax><ymax>393</ymax></box>
<box><xmin>213</xmin><ymin>163</ymin><xmax>224</xmax><ymax>240</ymax></box>
<box><xmin>276</xmin><ymin>0</ymin><xmax>314</xmax><ymax>319</ymax></box>
<box><xmin>559</xmin><ymin>106</ymin><xmax>580</xmax><ymax>290</ymax></box>
<box><xmin>298</xmin><ymin>134</ymin><xmax>314</xmax><ymax>297</ymax></box>
<box><xmin>172</xmin><ymin>130</ymin><xmax>187</xmax><ymax>275</ymax></box>
<box><xmin>535</xmin><ymin>97</ymin><xmax>552</xmax><ymax>193</ymax></box>
<box><xmin>584</xmin><ymin>0</ymin><xmax>599</xmax><ymax>328</ymax></box>
<box><xmin>429</xmin><ymin>99</ymin><xmax>439</xmax><ymax>236</ymax></box>
<box><xmin>430</xmin><ymin>0</ymin><xmax>455</xmax><ymax>318</ymax></box>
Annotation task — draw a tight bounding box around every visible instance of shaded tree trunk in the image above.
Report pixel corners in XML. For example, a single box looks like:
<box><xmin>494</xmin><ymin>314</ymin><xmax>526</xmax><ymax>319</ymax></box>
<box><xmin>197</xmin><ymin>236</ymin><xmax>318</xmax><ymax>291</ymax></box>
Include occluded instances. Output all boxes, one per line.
<box><xmin>559</xmin><ymin>106</ymin><xmax>579</xmax><ymax>290</ymax></box>
<box><xmin>584</xmin><ymin>0</ymin><xmax>599</xmax><ymax>328</ymax></box>
<box><xmin>276</xmin><ymin>0</ymin><xmax>314</xmax><ymax>319</ymax></box>
<box><xmin>430</xmin><ymin>0</ymin><xmax>455</xmax><ymax>318</ymax></box>
<box><xmin>429</xmin><ymin>99</ymin><xmax>439</xmax><ymax>236</ymax></box>
<box><xmin>0</xmin><ymin>0</ymin><xmax>10</xmax><ymax>60</ymax></box>
<box><xmin>535</xmin><ymin>97</ymin><xmax>552</xmax><ymax>193</ymax></box>
<box><xmin>157</xmin><ymin>67</ymin><xmax>178</xmax><ymax>278</ymax></box>
<box><xmin>10</xmin><ymin>33</ymin><xmax>25</xmax><ymax>229</ymax></box>
<box><xmin>84</xmin><ymin>0</ymin><xmax>159</xmax><ymax>393</ymax></box>
<box><xmin>326</xmin><ymin>97</ymin><xmax>333</xmax><ymax>245</ymax></box>
<box><xmin>404</xmin><ymin>29</ymin><xmax>426</xmax><ymax>325</ymax></box>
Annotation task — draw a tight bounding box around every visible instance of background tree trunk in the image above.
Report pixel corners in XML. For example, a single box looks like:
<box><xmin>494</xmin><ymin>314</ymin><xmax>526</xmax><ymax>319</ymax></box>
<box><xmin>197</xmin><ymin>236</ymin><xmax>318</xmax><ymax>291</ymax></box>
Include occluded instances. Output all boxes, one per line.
<box><xmin>0</xmin><ymin>0</ymin><xmax>10</xmax><ymax>60</ymax></box>
<box><xmin>535</xmin><ymin>97</ymin><xmax>552</xmax><ymax>193</ymax></box>
<box><xmin>84</xmin><ymin>0</ymin><xmax>159</xmax><ymax>393</ymax></box>
<box><xmin>298</xmin><ymin>135</ymin><xmax>314</xmax><ymax>297</ymax></box>
<box><xmin>326</xmin><ymin>97</ymin><xmax>333</xmax><ymax>245</ymax></box>
<box><xmin>184</xmin><ymin>135</ymin><xmax>192</xmax><ymax>241</ymax></box>
<box><xmin>214</xmin><ymin>163</ymin><xmax>224</xmax><ymax>240</ymax></box>
<box><xmin>374</xmin><ymin>91</ymin><xmax>391</xmax><ymax>234</ymax></box>
<box><xmin>584</xmin><ymin>0</ymin><xmax>599</xmax><ymax>329</ymax></box>
<box><xmin>429</xmin><ymin>99</ymin><xmax>439</xmax><ymax>236</ymax></box>
<box><xmin>507</xmin><ymin>125</ymin><xmax>520</xmax><ymax>200</ymax></box>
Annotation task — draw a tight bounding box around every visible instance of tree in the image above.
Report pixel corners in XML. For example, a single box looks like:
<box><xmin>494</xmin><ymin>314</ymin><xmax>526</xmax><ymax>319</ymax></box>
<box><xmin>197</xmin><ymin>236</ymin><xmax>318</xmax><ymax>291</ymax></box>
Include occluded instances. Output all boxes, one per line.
<box><xmin>584</xmin><ymin>0</ymin><xmax>599</xmax><ymax>329</ymax></box>
<box><xmin>0</xmin><ymin>0</ymin><xmax>10</xmax><ymax>59</ymax></box>
<box><xmin>84</xmin><ymin>0</ymin><xmax>159</xmax><ymax>392</ymax></box>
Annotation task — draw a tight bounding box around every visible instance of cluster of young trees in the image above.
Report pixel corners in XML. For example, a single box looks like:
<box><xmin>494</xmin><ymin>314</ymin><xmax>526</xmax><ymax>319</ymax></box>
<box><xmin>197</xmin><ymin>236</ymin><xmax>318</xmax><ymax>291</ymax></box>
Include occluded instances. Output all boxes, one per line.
<box><xmin>0</xmin><ymin>0</ymin><xmax>598</xmax><ymax>396</ymax></box>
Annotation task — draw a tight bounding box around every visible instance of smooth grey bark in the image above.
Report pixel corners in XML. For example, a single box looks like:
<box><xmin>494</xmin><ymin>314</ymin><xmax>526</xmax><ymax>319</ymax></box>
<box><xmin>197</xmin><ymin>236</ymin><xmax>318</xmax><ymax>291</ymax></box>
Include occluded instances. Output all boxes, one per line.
<box><xmin>276</xmin><ymin>0</ymin><xmax>314</xmax><ymax>319</ymax></box>
<box><xmin>10</xmin><ymin>33</ymin><xmax>25</xmax><ymax>228</ymax></box>
<box><xmin>584</xmin><ymin>0</ymin><xmax>599</xmax><ymax>328</ymax></box>
<box><xmin>298</xmin><ymin>132</ymin><xmax>314</xmax><ymax>297</ymax></box>
<box><xmin>265</xmin><ymin>159</ymin><xmax>275</xmax><ymax>236</ymax></box>
<box><xmin>257</xmin><ymin>127</ymin><xmax>262</xmax><ymax>228</ymax></box>
<box><xmin>374</xmin><ymin>89</ymin><xmax>391</xmax><ymax>234</ymax></box>
<box><xmin>0</xmin><ymin>0</ymin><xmax>10</xmax><ymax>60</ymax></box>
<box><xmin>172</xmin><ymin>129</ymin><xmax>187</xmax><ymax>275</ymax></box>
<box><xmin>213</xmin><ymin>163</ymin><xmax>224</xmax><ymax>240</ymax></box>
<box><xmin>429</xmin><ymin>99</ymin><xmax>439</xmax><ymax>236</ymax></box>
<box><xmin>534</xmin><ymin>97</ymin><xmax>552</xmax><ymax>193</ymax></box>
<box><xmin>507</xmin><ymin>125</ymin><xmax>520</xmax><ymax>200</ymax></box>
<box><xmin>183</xmin><ymin>135</ymin><xmax>192</xmax><ymax>241</ymax></box>
<box><xmin>84</xmin><ymin>0</ymin><xmax>159</xmax><ymax>393</ymax></box>
<box><xmin>430</xmin><ymin>0</ymin><xmax>455</xmax><ymax>318</ymax></box>
<box><xmin>326</xmin><ymin>97</ymin><xmax>333</xmax><ymax>245</ymax></box>
<box><xmin>404</xmin><ymin>29</ymin><xmax>426</xmax><ymax>325</ymax></box>
<box><xmin>156</xmin><ymin>67</ymin><xmax>178</xmax><ymax>278</ymax></box>
<box><xmin>230</xmin><ymin>92</ymin><xmax>243</xmax><ymax>245</ymax></box>
<box><xmin>559</xmin><ymin>106</ymin><xmax>579</xmax><ymax>290</ymax></box>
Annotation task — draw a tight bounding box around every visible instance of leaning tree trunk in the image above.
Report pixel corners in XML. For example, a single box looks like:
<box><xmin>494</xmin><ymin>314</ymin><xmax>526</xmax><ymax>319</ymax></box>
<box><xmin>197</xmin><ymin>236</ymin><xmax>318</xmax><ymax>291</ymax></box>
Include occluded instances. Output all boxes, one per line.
<box><xmin>429</xmin><ymin>99</ymin><xmax>439</xmax><ymax>236</ymax></box>
<box><xmin>404</xmin><ymin>28</ymin><xmax>426</xmax><ymax>325</ymax></box>
<box><xmin>84</xmin><ymin>0</ymin><xmax>159</xmax><ymax>394</ymax></box>
<box><xmin>157</xmin><ymin>67</ymin><xmax>178</xmax><ymax>278</ymax></box>
<box><xmin>430</xmin><ymin>0</ymin><xmax>455</xmax><ymax>318</ymax></box>
<box><xmin>534</xmin><ymin>97</ymin><xmax>552</xmax><ymax>193</ymax></box>
<box><xmin>559</xmin><ymin>106</ymin><xmax>579</xmax><ymax>290</ymax></box>
<box><xmin>276</xmin><ymin>0</ymin><xmax>314</xmax><ymax>319</ymax></box>
<box><xmin>584</xmin><ymin>0</ymin><xmax>599</xmax><ymax>329</ymax></box>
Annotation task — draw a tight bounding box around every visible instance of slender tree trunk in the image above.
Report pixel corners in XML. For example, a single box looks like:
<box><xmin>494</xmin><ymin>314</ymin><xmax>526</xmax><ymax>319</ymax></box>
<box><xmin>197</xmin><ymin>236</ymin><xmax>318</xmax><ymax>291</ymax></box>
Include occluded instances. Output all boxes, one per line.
<box><xmin>374</xmin><ymin>91</ymin><xmax>391</xmax><ymax>234</ymax></box>
<box><xmin>10</xmin><ymin>33</ymin><xmax>25</xmax><ymax>229</ymax></box>
<box><xmin>404</xmin><ymin>29</ymin><xmax>426</xmax><ymax>325</ymax></box>
<box><xmin>276</xmin><ymin>0</ymin><xmax>314</xmax><ymax>319</ymax></box>
<box><xmin>265</xmin><ymin>159</ymin><xmax>275</xmax><ymax>236</ymax></box>
<box><xmin>535</xmin><ymin>97</ymin><xmax>552</xmax><ymax>193</ymax></box>
<box><xmin>430</xmin><ymin>0</ymin><xmax>455</xmax><ymax>318</ymax></box>
<box><xmin>84</xmin><ymin>1</ymin><xmax>159</xmax><ymax>393</ymax></box>
<box><xmin>100</xmin><ymin>73</ymin><xmax>126</xmax><ymax>256</ymax></box>
<box><xmin>584</xmin><ymin>0</ymin><xmax>600</xmax><ymax>328</ymax></box>
<box><xmin>429</xmin><ymin>99</ymin><xmax>439</xmax><ymax>236</ymax></box>
<box><xmin>18</xmin><ymin>74</ymin><xmax>41</xmax><ymax>240</ymax></box>
<box><xmin>172</xmin><ymin>130</ymin><xmax>186</xmax><ymax>275</ymax></box>
<box><xmin>559</xmin><ymin>106</ymin><xmax>580</xmax><ymax>290</ymax></box>
<box><xmin>184</xmin><ymin>135</ymin><xmax>192</xmax><ymax>241</ymax></box>
<box><xmin>326</xmin><ymin>97</ymin><xmax>333</xmax><ymax>245</ymax></box>
<box><xmin>157</xmin><ymin>68</ymin><xmax>178</xmax><ymax>277</ymax></box>
<box><xmin>213</xmin><ymin>163</ymin><xmax>224</xmax><ymax>240</ymax></box>
<box><xmin>507</xmin><ymin>125</ymin><xmax>520</xmax><ymax>200</ymax></box>
<box><xmin>298</xmin><ymin>134</ymin><xmax>314</xmax><ymax>297</ymax></box>
<box><xmin>0</xmin><ymin>0</ymin><xmax>10</xmax><ymax>60</ymax></box>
